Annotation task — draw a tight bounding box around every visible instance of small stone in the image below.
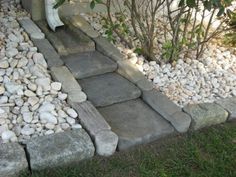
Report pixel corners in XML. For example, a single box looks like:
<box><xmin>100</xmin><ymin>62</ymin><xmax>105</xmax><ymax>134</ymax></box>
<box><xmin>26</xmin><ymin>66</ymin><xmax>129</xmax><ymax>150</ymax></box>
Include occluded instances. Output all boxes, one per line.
<box><xmin>21</xmin><ymin>125</ymin><xmax>35</xmax><ymax>136</ymax></box>
<box><xmin>39</xmin><ymin>112</ymin><xmax>57</xmax><ymax>124</ymax></box>
<box><xmin>0</xmin><ymin>60</ymin><xmax>9</xmax><ymax>69</ymax></box>
<box><xmin>38</xmin><ymin>102</ymin><xmax>55</xmax><ymax>113</ymax></box>
<box><xmin>6</xmin><ymin>48</ymin><xmax>18</xmax><ymax>57</ymax></box>
<box><xmin>15</xmin><ymin>98</ymin><xmax>24</xmax><ymax>107</ymax></box>
<box><xmin>35</xmin><ymin>78</ymin><xmax>50</xmax><ymax>91</ymax></box>
<box><xmin>44</xmin><ymin>130</ymin><xmax>54</xmax><ymax>135</ymax></box>
<box><xmin>33</xmin><ymin>53</ymin><xmax>47</xmax><ymax>68</ymax></box>
<box><xmin>51</xmin><ymin>82</ymin><xmax>62</xmax><ymax>91</ymax></box>
<box><xmin>28</xmin><ymin>97</ymin><xmax>39</xmax><ymax>106</ymax></box>
<box><xmin>66</xmin><ymin>117</ymin><xmax>76</xmax><ymax>125</ymax></box>
<box><xmin>58</xmin><ymin>110</ymin><xmax>67</xmax><ymax>118</ymax></box>
<box><xmin>5</xmin><ymin>82</ymin><xmax>23</xmax><ymax>94</ymax></box>
<box><xmin>0</xmin><ymin>96</ymin><xmax>8</xmax><ymax>103</ymax></box>
<box><xmin>66</xmin><ymin>108</ymin><xmax>78</xmax><ymax>118</ymax></box>
<box><xmin>0</xmin><ymin>86</ymin><xmax>5</xmax><ymax>95</ymax></box>
<box><xmin>1</xmin><ymin>131</ymin><xmax>16</xmax><ymax>142</ymax></box>
<box><xmin>72</xmin><ymin>124</ymin><xmax>82</xmax><ymax>129</ymax></box>
<box><xmin>28</xmin><ymin>83</ymin><xmax>37</xmax><ymax>91</ymax></box>
<box><xmin>58</xmin><ymin>92</ymin><xmax>67</xmax><ymax>100</ymax></box>
<box><xmin>22</xmin><ymin>112</ymin><xmax>33</xmax><ymax>123</ymax></box>
<box><xmin>61</xmin><ymin>123</ymin><xmax>70</xmax><ymax>130</ymax></box>
<box><xmin>45</xmin><ymin>123</ymin><xmax>55</xmax><ymax>130</ymax></box>
<box><xmin>24</xmin><ymin>90</ymin><xmax>36</xmax><ymax>97</ymax></box>
<box><xmin>17</xmin><ymin>57</ymin><xmax>28</xmax><ymax>68</ymax></box>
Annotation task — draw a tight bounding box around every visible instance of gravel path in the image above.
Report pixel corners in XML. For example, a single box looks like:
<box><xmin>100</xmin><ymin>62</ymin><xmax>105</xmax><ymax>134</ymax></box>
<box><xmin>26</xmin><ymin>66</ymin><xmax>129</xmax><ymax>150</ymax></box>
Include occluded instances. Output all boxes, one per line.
<box><xmin>0</xmin><ymin>0</ymin><xmax>82</xmax><ymax>143</ymax></box>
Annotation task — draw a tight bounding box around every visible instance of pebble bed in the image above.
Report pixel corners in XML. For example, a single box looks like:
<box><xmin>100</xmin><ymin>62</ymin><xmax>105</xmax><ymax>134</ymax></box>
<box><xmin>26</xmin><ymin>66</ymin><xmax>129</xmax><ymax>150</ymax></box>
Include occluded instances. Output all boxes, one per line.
<box><xmin>81</xmin><ymin>6</ymin><xmax>236</xmax><ymax>107</ymax></box>
<box><xmin>0</xmin><ymin>0</ymin><xmax>82</xmax><ymax>144</ymax></box>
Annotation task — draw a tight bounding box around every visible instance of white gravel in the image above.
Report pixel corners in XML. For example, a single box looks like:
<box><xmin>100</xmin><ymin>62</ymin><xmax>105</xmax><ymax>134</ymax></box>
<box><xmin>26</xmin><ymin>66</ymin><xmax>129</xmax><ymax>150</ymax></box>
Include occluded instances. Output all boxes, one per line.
<box><xmin>0</xmin><ymin>0</ymin><xmax>82</xmax><ymax>144</ymax></box>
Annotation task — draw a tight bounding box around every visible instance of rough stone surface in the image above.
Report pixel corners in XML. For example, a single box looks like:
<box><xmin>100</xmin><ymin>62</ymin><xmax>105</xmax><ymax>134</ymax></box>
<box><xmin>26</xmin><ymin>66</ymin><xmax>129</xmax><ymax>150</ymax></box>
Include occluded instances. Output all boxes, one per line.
<box><xmin>69</xmin><ymin>101</ymin><xmax>111</xmax><ymax>137</ymax></box>
<box><xmin>64</xmin><ymin>51</ymin><xmax>117</xmax><ymax>79</ymax></box>
<box><xmin>136</xmin><ymin>79</ymin><xmax>154</xmax><ymax>91</ymax></box>
<box><xmin>51</xmin><ymin>66</ymin><xmax>82</xmax><ymax>93</ymax></box>
<box><xmin>67</xmin><ymin>91</ymin><xmax>87</xmax><ymax>103</ymax></box>
<box><xmin>99</xmin><ymin>99</ymin><xmax>174</xmax><ymax>150</ymax></box>
<box><xmin>25</xmin><ymin>129</ymin><xmax>95</xmax><ymax>170</ymax></box>
<box><xmin>80</xmin><ymin>73</ymin><xmax>141</xmax><ymax>107</ymax></box>
<box><xmin>117</xmin><ymin>60</ymin><xmax>146</xmax><ymax>83</ymax></box>
<box><xmin>0</xmin><ymin>143</ymin><xmax>28</xmax><ymax>177</ymax></box>
<box><xmin>183</xmin><ymin>103</ymin><xmax>228</xmax><ymax>130</ymax></box>
<box><xmin>93</xmin><ymin>36</ymin><xmax>124</xmax><ymax>62</ymax></box>
<box><xmin>170</xmin><ymin>111</ymin><xmax>192</xmax><ymax>133</ymax></box>
<box><xmin>216</xmin><ymin>97</ymin><xmax>236</xmax><ymax>121</ymax></box>
<box><xmin>32</xmin><ymin>38</ymin><xmax>64</xmax><ymax>68</ymax></box>
<box><xmin>95</xmin><ymin>130</ymin><xmax>118</xmax><ymax>156</ymax></box>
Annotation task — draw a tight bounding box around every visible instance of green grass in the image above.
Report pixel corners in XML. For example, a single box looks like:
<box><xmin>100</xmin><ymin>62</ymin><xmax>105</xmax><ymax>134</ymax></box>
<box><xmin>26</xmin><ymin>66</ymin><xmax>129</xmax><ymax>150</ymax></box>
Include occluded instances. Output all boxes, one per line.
<box><xmin>21</xmin><ymin>123</ymin><xmax>236</xmax><ymax>177</ymax></box>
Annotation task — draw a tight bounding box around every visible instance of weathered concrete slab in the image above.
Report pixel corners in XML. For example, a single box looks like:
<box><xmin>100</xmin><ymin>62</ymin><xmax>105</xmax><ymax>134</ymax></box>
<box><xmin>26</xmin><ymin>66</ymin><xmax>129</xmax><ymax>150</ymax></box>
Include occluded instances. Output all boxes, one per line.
<box><xmin>64</xmin><ymin>51</ymin><xmax>117</xmax><ymax>79</ymax></box>
<box><xmin>216</xmin><ymin>97</ymin><xmax>236</xmax><ymax>121</ymax></box>
<box><xmin>18</xmin><ymin>17</ymin><xmax>45</xmax><ymax>39</ymax></box>
<box><xmin>0</xmin><ymin>143</ymin><xmax>28</xmax><ymax>177</ymax></box>
<box><xmin>32</xmin><ymin>38</ymin><xmax>64</xmax><ymax>68</ymax></box>
<box><xmin>142</xmin><ymin>90</ymin><xmax>191</xmax><ymax>132</ymax></box>
<box><xmin>36</xmin><ymin>21</ymin><xmax>95</xmax><ymax>56</ymax></box>
<box><xmin>98</xmin><ymin>99</ymin><xmax>175</xmax><ymax>150</ymax></box>
<box><xmin>93</xmin><ymin>36</ymin><xmax>124</xmax><ymax>62</ymax></box>
<box><xmin>25</xmin><ymin>129</ymin><xmax>95</xmax><ymax>170</ymax></box>
<box><xmin>69</xmin><ymin>101</ymin><xmax>111</xmax><ymax>137</ymax></box>
<box><xmin>63</xmin><ymin>15</ymin><xmax>99</xmax><ymax>38</ymax></box>
<box><xmin>117</xmin><ymin>60</ymin><xmax>146</xmax><ymax>83</ymax></box>
<box><xmin>51</xmin><ymin>66</ymin><xmax>82</xmax><ymax>93</ymax></box>
<box><xmin>183</xmin><ymin>103</ymin><xmax>228</xmax><ymax>130</ymax></box>
<box><xmin>80</xmin><ymin>73</ymin><xmax>141</xmax><ymax>107</ymax></box>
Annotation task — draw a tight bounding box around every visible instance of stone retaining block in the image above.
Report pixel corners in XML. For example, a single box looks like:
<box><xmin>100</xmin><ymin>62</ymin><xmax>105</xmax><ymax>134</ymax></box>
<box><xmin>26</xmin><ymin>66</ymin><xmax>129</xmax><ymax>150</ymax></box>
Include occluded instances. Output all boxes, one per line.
<box><xmin>183</xmin><ymin>103</ymin><xmax>228</xmax><ymax>130</ymax></box>
<box><xmin>25</xmin><ymin>129</ymin><xmax>95</xmax><ymax>170</ymax></box>
<box><xmin>0</xmin><ymin>143</ymin><xmax>28</xmax><ymax>177</ymax></box>
<box><xmin>216</xmin><ymin>97</ymin><xmax>236</xmax><ymax>121</ymax></box>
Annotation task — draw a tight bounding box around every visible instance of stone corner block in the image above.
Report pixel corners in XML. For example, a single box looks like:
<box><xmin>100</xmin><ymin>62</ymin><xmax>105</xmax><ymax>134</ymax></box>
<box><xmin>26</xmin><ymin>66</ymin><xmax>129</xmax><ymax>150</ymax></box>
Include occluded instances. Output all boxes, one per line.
<box><xmin>117</xmin><ymin>60</ymin><xmax>146</xmax><ymax>84</ymax></box>
<box><xmin>69</xmin><ymin>101</ymin><xmax>111</xmax><ymax>138</ymax></box>
<box><xmin>95</xmin><ymin>130</ymin><xmax>118</xmax><ymax>157</ymax></box>
<box><xmin>0</xmin><ymin>143</ymin><xmax>28</xmax><ymax>177</ymax></box>
<box><xmin>136</xmin><ymin>79</ymin><xmax>154</xmax><ymax>91</ymax></box>
<box><xmin>25</xmin><ymin>129</ymin><xmax>95</xmax><ymax>170</ymax></box>
<box><xmin>50</xmin><ymin>66</ymin><xmax>82</xmax><ymax>93</ymax></box>
<box><xmin>93</xmin><ymin>36</ymin><xmax>124</xmax><ymax>62</ymax></box>
<box><xmin>183</xmin><ymin>103</ymin><xmax>228</xmax><ymax>130</ymax></box>
<box><xmin>67</xmin><ymin>91</ymin><xmax>87</xmax><ymax>103</ymax></box>
<box><xmin>215</xmin><ymin>97</ymin><xmax>236</xmax><ymax>121</ymax></box>
<box><xmin>170</xmin><ymin>111</ymin><xmax>191</xmax><ymax>133</ymax></box>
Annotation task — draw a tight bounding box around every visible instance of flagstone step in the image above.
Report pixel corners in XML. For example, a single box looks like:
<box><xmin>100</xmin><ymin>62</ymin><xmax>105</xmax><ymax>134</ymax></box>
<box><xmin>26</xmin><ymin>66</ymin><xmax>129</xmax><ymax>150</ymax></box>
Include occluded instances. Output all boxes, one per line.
<box><xmin>79</xmin><ymin>73</ymin><xmax>141</xmax><ymax>107</ymax></box>
<box><xmin>98</xmin><ymin>99</ymin><xmax>175</xmax><ymax>150</ymax></box>
<box><xmin>63</xmin><ymin>51</ymin><xmax>117</xmax><ymax>79</ymax></box>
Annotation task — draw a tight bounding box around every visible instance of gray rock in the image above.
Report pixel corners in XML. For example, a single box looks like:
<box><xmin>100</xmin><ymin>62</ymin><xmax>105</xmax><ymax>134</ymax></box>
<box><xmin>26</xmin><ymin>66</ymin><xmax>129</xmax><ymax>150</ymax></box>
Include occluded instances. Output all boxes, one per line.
<box><xmin>136</xmin><ymin>79</ymin><xmax>154</xmax><ymax>91</ymax></box>
<box><xmin>25</xmin><ymin>129</ymin><xmax>95</xmax><ymax>170</ymax></box>
<box><xmin>216</xmin><ymin>97</ymin><xmax>236</xmax><ymax>121</ymax></box>
<box><xmin>183</xmin><ymin>103</ymin><xmax>228</xmax><ymax>130</ymax></box>
<box><xmin>170</xmin><ymin>111</ymin><xmax>192</xmax><ymax>133</ymax></box>
<box><xmin>93</xmin><ymin>36</ymin><xmax>124</xmax><ymax>62</ymax></box>
<box><xmin>33</xmin><ymin>53</ymin><xmax>47</xmax><ymax>68</ymax></box>
<box><xmin>80</xmin><ymin>73</ymin><xmax>141</xmax><ymax>107</ymax></box>
<box><xmin>67</xmin><ymin>91</ymin><xmax>87</xmax><ymax>103</ymax></box>
<box><xmin>5</xmin><ymin>82</ymin><xmax>23</xmax><ymax>94</ymax></box>
<box><xmin>64</xmin><ymin>51</ymin><xmax>117</xmax><ymax>79</ymax></box>
<box><xmin>69</xmin><ymin>101</ymin><xmax>111</xmax><ymax>138</ymax></box>
<box><xmin>95</xmin><ymin>130</ymin><xmax>118</xmax><ymax>156</ymax></box>
<box><xmin>99</xmin><ymin>99</ymin><xmax>174</xmax><ymax>150</ymax></box>
<box><xmin>117</xmin><ymin>60</ymin><xmax>146</xmax><ymax>83</ymax></box>
<box><xmin>32</xmin><ymin>39</ymin><xmax>64</xmax><ymax>68</ymax></box>
<box><xmin>0</xmin><ymin>143</ymin><xmax>28</xmax><ymax>177</ymax></box>
<box><xmin>39</xmin><ymin>112</ymin><xmax>57</xmax><ymax>124</ymax></box>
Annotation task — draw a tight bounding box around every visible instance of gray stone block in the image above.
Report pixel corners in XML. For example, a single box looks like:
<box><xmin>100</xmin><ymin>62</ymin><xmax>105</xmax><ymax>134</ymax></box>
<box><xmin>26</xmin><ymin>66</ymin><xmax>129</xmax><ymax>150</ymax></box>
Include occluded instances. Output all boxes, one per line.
<box><xmin>117</xmin><ymin>60</ymin><xmax>146</xmax><ymax>84</ymax></box>
<box><xmin>80</xmin><ymin>73</ymin><xmax>141</xmax><ymax>107</ymax></box>
<box><xmin>21</xmin><ymin>0</ymin><xmax>45</xmax><ymax>21</ymax></box>
<box><xmin>216</xmin><ymin>97</ymin><xmax>236</xmax><ymax>121</ymax></box>
<box><xmin>99</xmin><ymin>99</ymin><xmax>174</xmax><ymax>150</ymax></box>
<box><xmin>170</xmin><ymin>111</ymin><xmax>192</xmax><ymax>133</ymax></box>
<box><xmin>25</xmin><ymin>129</ymin><xmax>95</xmax><ymax>170</ymax></box>
<box><xmin>93</xmin><ymin>36</ymin><xmax>124</xmax><ymax>62</ymax></box>
<box><xmin>95</xmin><ymin>130</ymin><xmax>118</xmax><ymax>156</ymax></box>
<box><xmin>0</xmin><ymin>143</ymin><xmax>28</xmax><ymax>177</ymax></box>
<box><xmin>32</xmin><ymin>39</ymin><xmax>64</xmax><ymax>68</ymax></box>
<box><xmin>183</xmin><ymin>103</ymin><xmax>228</xmax><ymax>130</ymax></box>
<box><xmin>67</xmin><ymin>91</ymin><xmax>87</xmax><ymax>103</ymax></box>
<box><xmin>51</xmin><ymin>66</ymin><xmax>82</xmax><ymax>93</ymax></box>
<box><xmin>64</xmin><ymin>51</ymin><xmax>117</xmax><ymax>79</ymax></box>
<box><xmin>69</xmin><ymin>101</ymin><xmax>111</xmax><ymax>137</ymax></box>
<box><xmin>136</xmin><ymin>79</ymin><xmax>154</xmax><ymax>91</ymax></box>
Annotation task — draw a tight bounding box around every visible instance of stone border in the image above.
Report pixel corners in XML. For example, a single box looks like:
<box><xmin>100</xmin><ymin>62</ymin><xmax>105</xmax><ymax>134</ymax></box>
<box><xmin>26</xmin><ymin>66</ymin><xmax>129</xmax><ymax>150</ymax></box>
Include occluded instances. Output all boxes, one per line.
<box><xmin>65</xmin><ymin>15</ymin><xmax>236</xmax><ymax>134</ymax></box>
<box><xmin>19</xmin><ymin>16</ymin><xmax>119</xmax><ymax>157</ymax></box>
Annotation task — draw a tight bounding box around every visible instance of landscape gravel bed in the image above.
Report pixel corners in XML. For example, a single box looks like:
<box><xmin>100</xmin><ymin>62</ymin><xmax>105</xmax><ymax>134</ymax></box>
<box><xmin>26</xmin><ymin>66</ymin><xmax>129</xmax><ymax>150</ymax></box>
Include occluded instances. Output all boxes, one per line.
<box><xmin>81</xmin><ymin>9</ymin><xmax>236</xmax><ymax>107</ymax></box>
<box><xmin>0</xmin><ymin>0</ymin><xmax>83</xmax><ymax>144</ymax></box>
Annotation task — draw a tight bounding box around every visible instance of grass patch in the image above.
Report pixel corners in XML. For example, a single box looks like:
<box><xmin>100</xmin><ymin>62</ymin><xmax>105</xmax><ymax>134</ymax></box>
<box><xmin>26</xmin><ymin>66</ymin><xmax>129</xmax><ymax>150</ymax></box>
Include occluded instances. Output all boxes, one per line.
<box><xmin>21</xmin><ymin>123</ymin><xmax>236</xmax><ymax>177</ymax></box>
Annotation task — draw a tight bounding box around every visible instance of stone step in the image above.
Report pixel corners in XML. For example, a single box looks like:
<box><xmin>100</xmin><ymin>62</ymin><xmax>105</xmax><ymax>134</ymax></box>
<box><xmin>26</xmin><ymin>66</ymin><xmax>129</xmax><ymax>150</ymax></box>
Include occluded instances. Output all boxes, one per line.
<box><xmin>36</xmin><ymin>20</ymin><xmax>95</xmax><ymax>56</ymax></box>
<box><xmin>98</xmin><ymin>99</ymin><xmax>175</xmax><ymax>150</ymax></box>
<box><xmin>63</xmin><ymin>51</ymin><xmax>117</xmax><ymax>79</ymax></box>
<box><xmin>79</xmin><ymin>73</ymin><xmax>141</xmax><ymax>107</ymax></box>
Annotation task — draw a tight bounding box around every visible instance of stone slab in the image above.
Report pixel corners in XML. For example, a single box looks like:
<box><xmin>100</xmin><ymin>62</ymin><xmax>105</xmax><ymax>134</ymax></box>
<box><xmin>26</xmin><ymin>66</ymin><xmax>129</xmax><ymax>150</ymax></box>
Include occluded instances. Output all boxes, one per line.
<box><xmin>36</xmin><ymin>21</ymin><xmax>95</xmax><ymax>56</ymax></box>
<box><xmin>18</xmin><ymin>17</ymin><xmax>45</xmax><ymax>39</ymax></box>
<box><xmin>67</xmin><ymin>90</ymin><xmax>87</xmax><ymax>103</ymax></box>
<box><xmin>117</xmin><ymin>60</ymin><xmax>146</xmax><ymax>83</ymax></box>
<box><xmin>69</xmin><ymin>101</ymin><xmax>111</xmax><ymax>137</ymax></box>
<box><xmin>216</xmin><ymin>97</ymin><xmax>236</xmax><ymax>121</ymax></box>
<box><xmin>32</xmin><ymin>38</ymin><xmax>64</xmax><ymax>68</ymax></box>
<box><xmin>142</xmin><ymin>90</ymin><xmax>190</xmax><ymax>132</ymax></box>
<box><xmin>183</xmin><ymin>103</ymin><xmax>228</xmax><ymax>130</ymax></box>
<box><xmin>63</xmin><ymin>51</ymin><xmax>117</xmax><ymax>79</ymax></box>
<box><xmin>51</xmin><ymin>66</ymin><xmax>82</xmax><ymax>93</ymax></box>
<box><xmin>25</xmin><ymin>129</ymin><xmax>95</xmax><ymax>170</ymax></box>
<box><xmin>0</xmin><ymin>143</ymin><xmax>28</xmax><ymax>177</ymax></box>
<box><xmin>93</xmin><ymin>36</ymin><xmax>124</xmax><ymax>62</ymax></box>
<box><xmin>79</xmin><ymin>73</ymin><xmax>141</xmax><ymax>107</ymax></box>
<box><xmin>98</xmin><ymin>99</ymin><xmax>175</xmax><ymax>150</ymax></box>
<box><xmin>136</xmin><ymin>79</ymin><xmax>154</xmax><ymax>91</ymax></box>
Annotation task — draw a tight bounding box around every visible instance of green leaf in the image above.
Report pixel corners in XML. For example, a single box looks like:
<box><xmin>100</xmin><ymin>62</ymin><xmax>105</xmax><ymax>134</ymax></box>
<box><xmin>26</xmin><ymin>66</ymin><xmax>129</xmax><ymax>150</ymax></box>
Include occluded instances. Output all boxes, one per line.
<box><xmin>178</xmin><ymin>0</ymin><xmax>185</xmax><ymax>7</ymax></box>
<box><xmin>90</xmin><ymin>1</ymin><xmax>96</xmax><ymax>9</ymax></box>
<box><xmin>186</xmin><ymin>0</ymin><xmax>197</xmax><ymax>8</ymax></box>
<box><xmin>53</xmin><ymin>0</ymin><xmax>65</xmax><ymax>9</ymax></box>
<box><xmin>217</xmin><ymin>6</ymin><xmax>225</xmax><ymax>16</ymax></box>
